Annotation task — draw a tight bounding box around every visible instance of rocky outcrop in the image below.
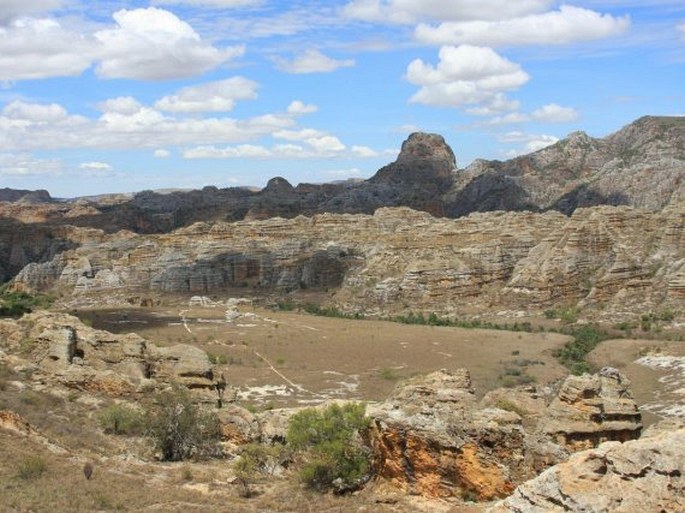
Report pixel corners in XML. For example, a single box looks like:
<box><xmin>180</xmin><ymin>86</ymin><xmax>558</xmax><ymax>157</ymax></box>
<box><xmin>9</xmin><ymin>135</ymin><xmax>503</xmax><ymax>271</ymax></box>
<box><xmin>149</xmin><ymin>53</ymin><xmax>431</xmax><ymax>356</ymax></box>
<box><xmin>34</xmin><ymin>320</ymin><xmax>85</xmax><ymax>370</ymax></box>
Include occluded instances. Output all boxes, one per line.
<box><xmin>488</xmin><ymin>425</ymin><xmax>685</xmax><ymax>513</ymax></box>
<box><xmin>539</xmin><ymin>368</ymin><xmax>642</xmax><ymax>451</ymax></box>
<box><xmin>0</xmin><ymin>311</ymin><xmax>215</xmax><ymax>396</ymax></box>
<box><xmin>10</xmin><ymin>205</ymin><xmax>683</xmax><ymax>321</ymax></box>
<box><xmin>367</xmin><ymin>370</ymin><xmax>531</xmax><ymax>500</ymax></box>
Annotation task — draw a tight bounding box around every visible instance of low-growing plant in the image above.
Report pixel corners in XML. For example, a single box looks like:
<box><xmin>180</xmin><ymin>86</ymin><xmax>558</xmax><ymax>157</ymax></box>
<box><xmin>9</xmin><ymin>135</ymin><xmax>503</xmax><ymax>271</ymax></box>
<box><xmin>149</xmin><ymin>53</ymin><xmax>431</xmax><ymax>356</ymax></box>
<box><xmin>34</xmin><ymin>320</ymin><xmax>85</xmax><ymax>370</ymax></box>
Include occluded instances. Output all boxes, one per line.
<box><xmin>234</xmin><ymin>443</ymin><xmax>291</xmax><ymax>497</ymax></box>
<box><xmin>553</xmin><ymin>325</ymin><xmax>609</xmax><ymax>375</ymax></box>
<box><xmin>98</xmin><ymin>403</ymin><xmax>145</xmax><ymax>436</ymax></box>
<box><xmin>287</xmin><ymin>403</ymin><xmax>370</xmax><ymax>493</ymax></box>
<box><xmin>16</xmin><ymin>455</ymin><xmax>47</xmax><ymax>480</ymax></box>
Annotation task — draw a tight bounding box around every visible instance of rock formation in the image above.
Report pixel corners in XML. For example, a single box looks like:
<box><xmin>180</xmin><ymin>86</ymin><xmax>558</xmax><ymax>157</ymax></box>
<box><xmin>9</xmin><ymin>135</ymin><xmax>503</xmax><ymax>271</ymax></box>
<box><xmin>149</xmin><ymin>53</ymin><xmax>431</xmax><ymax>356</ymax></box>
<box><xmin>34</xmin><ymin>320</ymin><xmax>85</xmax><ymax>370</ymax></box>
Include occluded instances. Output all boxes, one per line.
<box><xmin>488</xmin><ymin>425</ymin><xmax>685</xmax><ymax>513</ymax></box>
<box><xmin>365</xmin><ymin>369</ymin><xmax>642</xmax><ymax>502</ymax></box>
<box><xmin>9</xmin><ymin>205</ymin><xmax>683</xmax><ymax>321</ymax></box>
<box><xmin>539</xmin><ymin>367</ymin><xmax>642</xmax><ymax>451</ymax></box>
<box><xmin>0</xmin><ymin>311</ymin><xmax>215</xmax><ymax>396</ymax></box>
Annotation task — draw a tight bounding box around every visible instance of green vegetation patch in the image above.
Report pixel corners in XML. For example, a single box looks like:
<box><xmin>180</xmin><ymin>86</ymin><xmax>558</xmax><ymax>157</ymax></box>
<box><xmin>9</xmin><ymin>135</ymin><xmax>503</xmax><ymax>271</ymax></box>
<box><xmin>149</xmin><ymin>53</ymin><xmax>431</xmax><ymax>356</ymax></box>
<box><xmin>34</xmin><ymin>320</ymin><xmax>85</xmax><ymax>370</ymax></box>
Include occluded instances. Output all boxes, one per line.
<box><xmin>0</xmin><ymin>287</ymin><xmax>54</xmax><ymax>318</ymax></box>
<box><xmin>287</xmin><ymin>402</ymin><xmax>370</xmax><ymax>493</ymax></box>
<box><xmin>553</xmin><ymin>325</ymin><xmax>610</xmax><ymax>375</ymax></box>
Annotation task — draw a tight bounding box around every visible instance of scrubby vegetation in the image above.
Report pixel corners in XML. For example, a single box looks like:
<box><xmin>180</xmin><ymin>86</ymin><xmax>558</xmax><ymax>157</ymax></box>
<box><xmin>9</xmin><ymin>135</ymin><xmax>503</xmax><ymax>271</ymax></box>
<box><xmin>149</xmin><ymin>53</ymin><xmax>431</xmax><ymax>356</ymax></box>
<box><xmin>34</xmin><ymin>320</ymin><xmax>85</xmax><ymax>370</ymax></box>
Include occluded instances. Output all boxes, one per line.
<box><xmin>98</xmin><ymin>403</ymin><xmax>145</xmax><ymax>436</ymax></box>
<box><xmin>553</xmin><ymin>325</ymin><xmax>610</xmax><ymax>375</ymax></box>
<box><xmin>144</xmin><ymin>386</ymin><xmax>221</xmax><ymax>461</ymax></box>
<box><xmin>287</xmin><ymin>403</ymin><xmax>370</xmax><ymax>493</ymax></box>
<box><xmin>0</xmin><ymin>287</ymin><xmax>53</xmax><ymax>318</ymax></box>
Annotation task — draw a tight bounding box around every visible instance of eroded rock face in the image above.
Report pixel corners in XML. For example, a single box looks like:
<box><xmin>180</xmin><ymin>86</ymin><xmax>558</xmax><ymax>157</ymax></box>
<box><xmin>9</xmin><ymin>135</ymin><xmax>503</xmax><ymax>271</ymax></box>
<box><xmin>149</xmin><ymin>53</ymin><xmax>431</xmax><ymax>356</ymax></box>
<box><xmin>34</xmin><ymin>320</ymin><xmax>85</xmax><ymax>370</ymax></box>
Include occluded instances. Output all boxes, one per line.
<box><xmin>367</xmin><ymin>370</ymin><xmax>529</xmax><ymax>500</ymax></box>
<box><xmin>0</xmin><ymin>311</ymin><xmax>214</xmax><ymax>396</ymax></box>
<box><xmin>488</xmin><ymin>426</ymin><xmax>685</xmax><ymax>513</ymax></box>
<box><xmin>11</xmin><ymin>205</ymin><xmax>683</xmax><ymax>322</ymax></box>
<box><xmin>539</xmin><ymin>368</ymin><xmax>642</xmax><ymax>451</ymax></box>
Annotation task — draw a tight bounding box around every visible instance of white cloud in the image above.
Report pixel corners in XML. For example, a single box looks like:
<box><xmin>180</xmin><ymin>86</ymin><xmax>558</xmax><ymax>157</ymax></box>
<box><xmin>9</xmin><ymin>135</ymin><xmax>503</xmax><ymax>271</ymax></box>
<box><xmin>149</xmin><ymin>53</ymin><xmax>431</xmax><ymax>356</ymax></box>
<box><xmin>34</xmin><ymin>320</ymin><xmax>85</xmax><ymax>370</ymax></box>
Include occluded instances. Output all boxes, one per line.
<box><xmin>678</xmin><ymin>21</ymin><xmax>685</xmax><ymax>39</ymax></box>
<box><xmin>415</xmin><ymin>6</ymin><xmax>629</xmax><ymax>47</ymax></box>
<box><xmin>79</xmin><ymin>161</ymin><xmax>112</xmax><ymax>171</ymax></box>
<box><xmin>466</xmin><ymin>93</ymin><xmax>520</xmax><ymax>116</ymax></box>
<box><xmin>273</xmin><ymin>128</ymin><xmax>327</xmax><ymax>141</ymax></box>
<box><xmin>153</xmin><ymin>0</ymin><xmax>262</xmax><ymax>7</ymax></box>
<box><xmin>98</xmin><ymin>97</ymin><xmax>144</xmax><ymax>115</ymax></box>
<box><xmin>287</xmin><ymin>100</ymin><xmax>318</xmax><ymax>115</ymax></box>
<box><xmin>275</xmin><ymin>49</ymin><xmax>355</xmax><ymax>74</ymax></box>
<box><xmin>183</xmin><ymin>138</ymin><xmax>380</xmax><ymax>160</ymax></box>
<box><xmin>154</xmin><ymin>77</ymin><xmax>258</xmax><ymax>113</ymax></box>
<box><xmin>2</xmin><ymin>100</ymin><xmax>68</xmax><ymax>122</ymax></box>
<box><xmin>0</xmin><ymin>99</ymin><xmax>297</xmax><ymax>151</ymax></box>
<box><xmin>94</xmin><ymin>8</ymin><xmax>245</xmax><ymax>80</ymax></box>
<box><xmin>531</xmin><ymin>103</ymin><xmax>579</xmax><ymax>123</ymax></box>
<box><xmin>0</xmin><ymin>152</ymin><xmax>62</xmax><ymax>176</ymax></box>
<box><xmin>500</xmin><ymin>131</ymin><xmax>559</xmax><ymax>157</ymax></box>
<box><xmin>486</xmin><ymin>112</ymin><xmax>530</xmax><ymax>125</ymax></box>
<box><xmin>406</xmin><ymin>45</ymin><xmax>529</xmax><ymax>108</ymax></box>
<box><xmin>0</xmin><ymin>18</ymin><xmax>93</xmax><ymax>80</ymax></box>
<box><xmin>342</xmin><ymin>0</ymin><xmax>553</xmax><ymax>25</ymax></box>
<box><xmin>350</xmin><ymin>145</ymin><xmax>379</xmax><ymax>157</ymax></box>
<box><xmin>0</xmin><ymin>0</ymin><xmax>63</xmax><ymax>24</ymax></box>
<box><xmin>154</xmin><ymin>149</ymin><xmax>171</xmax><ymax>158</ymax></box>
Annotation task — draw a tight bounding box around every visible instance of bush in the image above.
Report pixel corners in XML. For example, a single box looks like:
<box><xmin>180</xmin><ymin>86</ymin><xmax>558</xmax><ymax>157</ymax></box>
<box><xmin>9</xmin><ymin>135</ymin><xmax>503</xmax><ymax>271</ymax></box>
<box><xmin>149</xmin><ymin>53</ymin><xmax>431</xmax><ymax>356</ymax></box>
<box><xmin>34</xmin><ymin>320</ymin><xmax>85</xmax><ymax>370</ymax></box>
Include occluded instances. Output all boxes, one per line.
<box><xmin>145</xmin><ymin>385</ymin><xmax>221</xmax><ymax>461</ymax></box>
<box><xmin>553</xmin><ymin>325</ymin><xmax>609</xmax><ymax>375</ymax></box>
<box><xmin>0</xmin><ymin>289</ymin><xmax>54</xmax><ymax>318</ymax></box>
<box><xmin>16</xmin><ymin>455</ymin><xmax>47</xmax><ymax>479</ymax></box>
<box><xmin>98</xmin><ymin>403</ymin><xmax>145</xmax><ymax>435</ymax></box>
<box><xmin>287</xmin><ymin>403</ymin><xmax>370</xmax><ymax>493</ymax></box>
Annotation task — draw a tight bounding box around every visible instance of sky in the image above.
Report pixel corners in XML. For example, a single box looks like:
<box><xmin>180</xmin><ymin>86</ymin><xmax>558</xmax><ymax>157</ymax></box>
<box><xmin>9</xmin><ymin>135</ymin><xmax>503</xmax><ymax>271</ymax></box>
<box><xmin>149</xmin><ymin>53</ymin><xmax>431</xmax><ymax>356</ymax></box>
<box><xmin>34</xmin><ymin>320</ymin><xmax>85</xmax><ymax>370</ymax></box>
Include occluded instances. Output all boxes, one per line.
<box><xmin>0</xmin><ymin>1</ymin><xmax>683</xmax><ymax>197</ymax></box>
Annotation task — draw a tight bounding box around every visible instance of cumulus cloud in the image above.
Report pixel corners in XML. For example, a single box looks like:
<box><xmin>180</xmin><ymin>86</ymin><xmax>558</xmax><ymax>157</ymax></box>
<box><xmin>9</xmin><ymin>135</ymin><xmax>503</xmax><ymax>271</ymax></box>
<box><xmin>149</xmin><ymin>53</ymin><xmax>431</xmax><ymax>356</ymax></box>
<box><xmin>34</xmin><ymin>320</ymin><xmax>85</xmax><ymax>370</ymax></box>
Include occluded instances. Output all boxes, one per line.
<box><xmin>466</xmin><ymin>93</ymin><xmax>520</xmax><ymax>116</ymax></box>
<box><xmin>183</xmin><ymin>135</ymin><xmax>381</xmax><ymax>160</ymax></box>
<box><xmin>0</xmin><ymin>8</ymin><xmax>244</xmax><ymax>82</ymax></box>
<box><xmin>275</xmin><ymin>49</ymin><xmax>354</xmax><ymax>74</ymax></box>
<box><xmin>154</xmin><ymin>77</ymin><xmax>258</xmax><ymax>113</ymax></box>
<box><xmin>0</xmin><ymin>18</ymin><xmax>94</xmax><ymax>80</ymax></box>
<box><xmin>79</xmin><ymin>161</ymin><xmax>113</xmax><ymax>177</ymax></box>
<box><xmin>342</xmin><ymin>0</ymin><xmax>553</xmax><ymax>25</ymax></box>
<box><xmin>0</xmin><ymin>0</ymin><xmax>63</xmax><ymax>24</ymax></box>
<box><xmin>500</xmin><ymin>131</ymin><xmax>559</xmax><ymax>157</ymax></box>
<box><xmin>94</xmin><ymin>8</ymin><xmax>245</xmax><ymax>80</ymax></box>
<box><xmin>406</xmin><ymin>45</ymin><xmax>529</xmax><ymax>108</ymax></box>
<box><xmin>0</xmin><ymin>152</ymin><xmax>62</xmax><ymax>176</ymax></box>
<box><xmin>531</xmin><ymin>103</ymin><xmax>579</xmax><ymax>123</ymax></box>
<box><xmin>0</xmin><ymin>99</ymin><xmax>296</xmax><ymax>151</ymax></box>
<box><xmin>287</xmin><ymin>100</ymin><xmax>318</xmax><ymax>115</ymax></box>
<box><xmin>98</xmin><ymin>97</ymin><xmax>144</xmax><ymax>115</ymax></box>
<box><xmin>415</xmin><ymin>6</ymin><xmax>629</xmax><ymax>47</ymax></box>
<box><xmin>153</xmin><ymin>0</ymin><xmax>262</xmax><ymax>7</ymax></box>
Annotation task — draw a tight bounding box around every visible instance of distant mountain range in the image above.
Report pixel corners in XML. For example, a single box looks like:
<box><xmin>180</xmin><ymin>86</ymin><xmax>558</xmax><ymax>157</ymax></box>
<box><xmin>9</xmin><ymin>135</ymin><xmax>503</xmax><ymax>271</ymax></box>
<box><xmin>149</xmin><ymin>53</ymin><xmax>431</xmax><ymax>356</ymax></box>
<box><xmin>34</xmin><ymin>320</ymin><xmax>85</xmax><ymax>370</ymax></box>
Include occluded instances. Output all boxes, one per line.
<box><xmin>2</xmin><ymin>115</ymin><xmax>683</xmax><ymax>234</ymax></box>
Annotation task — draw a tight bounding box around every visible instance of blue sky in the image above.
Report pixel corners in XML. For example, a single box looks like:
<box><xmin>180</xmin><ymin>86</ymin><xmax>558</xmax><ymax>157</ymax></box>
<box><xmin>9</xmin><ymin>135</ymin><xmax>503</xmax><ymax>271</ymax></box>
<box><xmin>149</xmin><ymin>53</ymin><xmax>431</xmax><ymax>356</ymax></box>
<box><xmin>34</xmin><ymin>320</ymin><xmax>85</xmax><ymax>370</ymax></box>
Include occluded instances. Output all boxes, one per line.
<box><xmin>0</xmin><ymin>0</ymin><xmax>683</xmax><ymax>197</ymax></box>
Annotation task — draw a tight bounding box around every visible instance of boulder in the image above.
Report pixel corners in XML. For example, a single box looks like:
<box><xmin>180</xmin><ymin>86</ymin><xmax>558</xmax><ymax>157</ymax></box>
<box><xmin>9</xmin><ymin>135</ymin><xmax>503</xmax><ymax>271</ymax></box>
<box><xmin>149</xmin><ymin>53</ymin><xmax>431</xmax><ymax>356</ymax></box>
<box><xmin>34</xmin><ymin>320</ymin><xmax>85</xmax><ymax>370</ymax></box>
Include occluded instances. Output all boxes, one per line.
<box><xmin>488</xmin><ymin>426</ymin><xmax>685</xmax><ymax>513</ymax></box>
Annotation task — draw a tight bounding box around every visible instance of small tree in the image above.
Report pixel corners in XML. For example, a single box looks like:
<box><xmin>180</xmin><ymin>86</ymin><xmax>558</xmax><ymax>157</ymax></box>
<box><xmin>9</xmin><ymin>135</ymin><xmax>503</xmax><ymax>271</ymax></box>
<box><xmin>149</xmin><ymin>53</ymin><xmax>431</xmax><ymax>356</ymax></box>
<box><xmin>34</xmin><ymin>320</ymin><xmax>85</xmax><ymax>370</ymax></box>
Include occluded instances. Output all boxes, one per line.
<box><xmin>145</xmin><ymin>385</ymin><xmax>221</xmax><ymax>461</ymax></box>
<box><xmin>287</xmin><ymin>402</ymin><xmax>370</xmax><ymax>493</ymax></box>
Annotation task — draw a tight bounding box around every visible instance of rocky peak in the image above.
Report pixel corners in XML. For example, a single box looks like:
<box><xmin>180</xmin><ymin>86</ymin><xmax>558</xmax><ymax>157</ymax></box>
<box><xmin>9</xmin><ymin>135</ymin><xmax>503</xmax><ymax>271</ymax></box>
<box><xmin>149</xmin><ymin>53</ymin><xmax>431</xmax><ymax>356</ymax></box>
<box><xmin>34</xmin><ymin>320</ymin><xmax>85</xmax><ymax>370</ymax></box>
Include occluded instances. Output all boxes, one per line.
<box><xmin>396</xmin><ymin>132</ymin><xmax>457</xmax><ymax>169</ymax></box>
<box><xmin>263</xmin><ymin>176</ymin><xmax>295</xmax><ymax>194</ymax></box>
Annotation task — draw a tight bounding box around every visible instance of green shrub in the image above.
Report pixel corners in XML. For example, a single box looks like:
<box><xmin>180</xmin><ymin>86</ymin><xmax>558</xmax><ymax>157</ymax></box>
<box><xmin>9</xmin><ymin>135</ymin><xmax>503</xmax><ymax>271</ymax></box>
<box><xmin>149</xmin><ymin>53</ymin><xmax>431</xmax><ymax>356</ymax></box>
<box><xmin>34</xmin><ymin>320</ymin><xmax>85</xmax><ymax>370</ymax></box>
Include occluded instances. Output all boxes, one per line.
<box><xmin>145</xmin><ymin>385</ymin><xmax>221</xmax><ymax>461</ymax></box>
<box><xmin>98</xmin><ymin>403</ymin><xmax>145</xmax><ymax>435</ymax></box>
<box><xmin>287</xmin><ymin>403</ymin><xmax>370</xmax><ymax>493</ymax></box>
<box><xmin>553</xmin><ymin>325</ymin><xmax>609</xmax><ymax>375</ymax></box>
<box><xmin>0</xmin><ymin>289</ymin><xmax>54</xmax><ymax>318</ymax></box>
<box><xmin>16</xmin><ymin>455</ymin><xmax>47</xmax><ymax>479</ymax></box>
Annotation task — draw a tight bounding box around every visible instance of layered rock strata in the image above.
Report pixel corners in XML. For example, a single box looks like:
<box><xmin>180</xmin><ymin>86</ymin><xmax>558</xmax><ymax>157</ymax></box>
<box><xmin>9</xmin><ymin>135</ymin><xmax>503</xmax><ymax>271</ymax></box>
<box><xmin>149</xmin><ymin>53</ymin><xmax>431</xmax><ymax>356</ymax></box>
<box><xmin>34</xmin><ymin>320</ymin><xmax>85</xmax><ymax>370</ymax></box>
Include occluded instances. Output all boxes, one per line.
<box><xmin>10</xmin><ymin>205</ymin><xmax>683</xmax><ymax>319</ymax></box>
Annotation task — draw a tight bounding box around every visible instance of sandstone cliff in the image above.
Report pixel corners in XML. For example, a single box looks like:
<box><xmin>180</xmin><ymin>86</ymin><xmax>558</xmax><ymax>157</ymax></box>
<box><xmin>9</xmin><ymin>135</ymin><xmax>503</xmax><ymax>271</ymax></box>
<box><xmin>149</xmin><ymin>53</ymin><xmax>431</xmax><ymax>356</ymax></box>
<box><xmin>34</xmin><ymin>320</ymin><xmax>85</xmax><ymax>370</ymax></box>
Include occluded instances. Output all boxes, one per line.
<box><xmin>10</xmin><ymin>205</ymin><xmax>683</xmax><ymax>320</ymax></box>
